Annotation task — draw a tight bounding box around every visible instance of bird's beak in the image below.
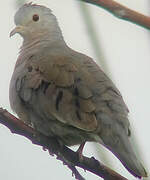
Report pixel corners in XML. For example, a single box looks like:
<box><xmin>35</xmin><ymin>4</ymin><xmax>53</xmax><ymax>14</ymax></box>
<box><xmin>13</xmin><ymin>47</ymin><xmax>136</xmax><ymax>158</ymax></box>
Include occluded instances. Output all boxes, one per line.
<box><xmin>10</xmin><ymin>25</ymin><xmax>25</xmax><ymax>37</ymax></box>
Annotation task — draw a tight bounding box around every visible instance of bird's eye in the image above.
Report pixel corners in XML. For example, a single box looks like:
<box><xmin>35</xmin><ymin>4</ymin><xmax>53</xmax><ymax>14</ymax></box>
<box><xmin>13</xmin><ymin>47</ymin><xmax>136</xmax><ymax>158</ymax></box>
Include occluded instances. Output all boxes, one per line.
<box><xmin>32</xmin><ymin>14</ymin><xmax>39</xmax><ymax>22</ymax></box>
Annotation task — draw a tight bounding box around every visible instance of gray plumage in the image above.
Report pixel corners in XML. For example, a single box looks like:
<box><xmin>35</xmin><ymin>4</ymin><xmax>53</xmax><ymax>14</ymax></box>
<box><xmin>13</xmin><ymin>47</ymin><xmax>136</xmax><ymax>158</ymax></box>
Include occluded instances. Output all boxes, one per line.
<box><xmin>9</xmin><ymin>3</ymin><xmax>147</xmax><ymax>178</ymax></box>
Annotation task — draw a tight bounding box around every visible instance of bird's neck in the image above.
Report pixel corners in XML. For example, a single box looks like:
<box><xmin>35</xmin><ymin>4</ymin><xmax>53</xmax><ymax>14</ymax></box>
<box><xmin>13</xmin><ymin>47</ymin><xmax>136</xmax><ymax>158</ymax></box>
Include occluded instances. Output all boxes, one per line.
<box><xmin>16</xmin><ymin>28</ymin><xmax>68</xmax><ymax>69</ymax></box>
<box><xmin>21</xmin><ymin>26</ymin><xmax>65</xmax><ymax>51</ymax></box>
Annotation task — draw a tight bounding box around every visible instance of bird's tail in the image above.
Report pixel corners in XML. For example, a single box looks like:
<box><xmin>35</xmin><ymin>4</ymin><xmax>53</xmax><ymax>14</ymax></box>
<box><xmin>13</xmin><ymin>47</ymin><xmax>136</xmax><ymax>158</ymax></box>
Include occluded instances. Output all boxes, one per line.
<box><xmin>98</xmin><ymin>128</ymin><xmax>147</xmax><ymax>178</ymax></box>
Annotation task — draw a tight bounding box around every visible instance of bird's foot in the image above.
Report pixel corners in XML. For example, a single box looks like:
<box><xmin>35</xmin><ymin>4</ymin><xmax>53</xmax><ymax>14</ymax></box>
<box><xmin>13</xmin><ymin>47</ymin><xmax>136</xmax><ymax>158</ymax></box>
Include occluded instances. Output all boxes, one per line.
<box><xmin>76</xmin><ymin>142</ymin><xmax>86</xmax><ymax>162</ymax></box>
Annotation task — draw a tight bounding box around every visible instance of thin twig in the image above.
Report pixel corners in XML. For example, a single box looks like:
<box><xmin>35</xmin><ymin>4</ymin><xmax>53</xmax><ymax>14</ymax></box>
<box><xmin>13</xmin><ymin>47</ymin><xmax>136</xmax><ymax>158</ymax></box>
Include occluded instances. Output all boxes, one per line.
<box><xmin>68</xmin><ymin>165</ymin><xmax>86</xmax><ymax>180</ymax></box>
<box><xmin>79</xmin><ymin>0</ymin><xmax>150</xmax><ymax>30</ymax></box>
<box><xmin>0</xmin><ymin>108</ymin><xmax>128</xmax><ymax>180</ymax></box>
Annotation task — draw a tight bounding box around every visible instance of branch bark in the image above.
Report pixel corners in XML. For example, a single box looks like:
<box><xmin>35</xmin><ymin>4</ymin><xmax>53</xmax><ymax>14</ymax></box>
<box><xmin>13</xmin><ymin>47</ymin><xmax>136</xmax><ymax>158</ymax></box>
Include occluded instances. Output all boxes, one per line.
<box><xmin>0</xmin><ymin>108</ymin><xmax>128</xmax><ymax>180</ymax></box>
<box><xmin>79</xmin><ymin>0</ymin><xmax>150</xmax><ymax>30</ymax></box>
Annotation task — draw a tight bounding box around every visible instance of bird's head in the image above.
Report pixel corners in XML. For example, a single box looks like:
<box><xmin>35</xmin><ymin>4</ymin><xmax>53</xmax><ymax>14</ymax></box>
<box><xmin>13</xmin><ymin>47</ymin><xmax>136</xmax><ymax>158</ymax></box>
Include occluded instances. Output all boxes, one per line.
<box><xmin>10</xmin><ymin>3</ymin><xmax>61</xmax><ymax>42</ymax></box>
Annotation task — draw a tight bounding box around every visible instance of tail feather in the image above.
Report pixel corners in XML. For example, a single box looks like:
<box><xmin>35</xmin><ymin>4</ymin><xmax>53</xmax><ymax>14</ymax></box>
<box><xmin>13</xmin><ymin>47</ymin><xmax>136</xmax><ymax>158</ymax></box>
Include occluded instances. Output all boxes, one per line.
<box><xmin>104</xmin><ymin>142</ymin><xmax>147</xmax><ymax>178</ymax></box>
<box><xmin>98</xmin><ymin>125</ymin><xmax>147</xmax><ymax>178</ymax></box>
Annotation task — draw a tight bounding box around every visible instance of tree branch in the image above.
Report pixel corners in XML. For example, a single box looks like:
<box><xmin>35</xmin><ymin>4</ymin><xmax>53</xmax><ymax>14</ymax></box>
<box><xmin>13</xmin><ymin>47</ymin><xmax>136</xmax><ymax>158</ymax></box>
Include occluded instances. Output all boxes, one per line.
<box><xmin>0</xmin><ymin>108</ymin><xmax>128</xmax><ymax>180</ymax></box>
<box><xmin>79</xmin><ymin>0</ymin><xmax>150</xmax><ymax>30</ymax></box>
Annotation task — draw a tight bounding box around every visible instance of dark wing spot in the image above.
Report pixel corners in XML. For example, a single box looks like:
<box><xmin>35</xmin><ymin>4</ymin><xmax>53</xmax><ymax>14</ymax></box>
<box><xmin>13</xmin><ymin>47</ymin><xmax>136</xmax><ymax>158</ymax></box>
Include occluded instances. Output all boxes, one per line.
<box><xmin>76</xmin><ymin>110</ymin><xmax>81</xmax><ymax>120</ymax></box>
<box><xmin>29</xmin><ymin>55</ymin><xmax>34</xmax><ymax>60</ymax></box>
<box><xmin>74</xmin><ymin>87</ymin><xmax>79</xmax><ymax>96</ymax></box>
<box><xmin>75</xmin><ymin>99</ymin><xmax>80</xmax><ymax>108</ymax></box>
<box><xmin>28</xmin><ymin>66</ymin><xmax>33</xmax><ymax>72</ymax></box>
<box><xmin>128</xmin><ymin>128</ymin><xmax>131</xmax><ymax>136</ymax></box>
<box><xmin>42</xmin><ymin>81</ymin><xmax>50</xmax><ymax>94</ymax></box>
<box><xmin>56</xmin><ymin>91</ymin><xmax>63</xmax><ymax>111</ymax></box>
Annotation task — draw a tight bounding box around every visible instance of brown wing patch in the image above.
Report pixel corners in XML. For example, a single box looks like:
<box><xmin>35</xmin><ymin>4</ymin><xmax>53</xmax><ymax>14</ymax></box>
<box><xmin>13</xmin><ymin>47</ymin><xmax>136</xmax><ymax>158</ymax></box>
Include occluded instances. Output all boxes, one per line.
<box><xmin>23</xmin><ymin>57</ymin><xmax>98</xmax><ymax>131</ymax></box>
<box><xmin>55</xmin><ymin>68</ymin><xmax>74</xmax><ymax>87</ymax></box>
<box><xmin>79</xmin><ymin>98</ymin><xmax>95</xmax><ymax>112</ymax></box>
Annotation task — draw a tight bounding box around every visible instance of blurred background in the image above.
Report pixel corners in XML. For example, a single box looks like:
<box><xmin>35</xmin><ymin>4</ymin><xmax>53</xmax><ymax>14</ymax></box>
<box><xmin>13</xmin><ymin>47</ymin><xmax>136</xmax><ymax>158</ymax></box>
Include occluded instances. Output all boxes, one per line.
<box><xmin>0</xmin><ymin>0</ymin><xmax>149</xmax><ymax>179</ymax></box>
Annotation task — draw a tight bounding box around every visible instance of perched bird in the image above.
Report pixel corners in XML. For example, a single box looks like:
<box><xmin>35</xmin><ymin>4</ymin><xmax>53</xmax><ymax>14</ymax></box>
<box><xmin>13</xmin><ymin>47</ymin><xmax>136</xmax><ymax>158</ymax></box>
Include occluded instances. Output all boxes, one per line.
<box><xmin>10</xmin><ymin>3</ymin><xmax>147</xmax><ymax>178</ymax></box>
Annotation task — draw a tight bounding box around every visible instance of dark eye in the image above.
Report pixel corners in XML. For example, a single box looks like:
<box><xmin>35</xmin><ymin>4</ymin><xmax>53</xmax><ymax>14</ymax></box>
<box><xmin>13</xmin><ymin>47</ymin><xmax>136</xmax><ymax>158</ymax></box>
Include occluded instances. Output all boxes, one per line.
<box><xmin>32</xmin><ymin>14</ymin><xmax>39</xmax><ymax>22</ymax></box>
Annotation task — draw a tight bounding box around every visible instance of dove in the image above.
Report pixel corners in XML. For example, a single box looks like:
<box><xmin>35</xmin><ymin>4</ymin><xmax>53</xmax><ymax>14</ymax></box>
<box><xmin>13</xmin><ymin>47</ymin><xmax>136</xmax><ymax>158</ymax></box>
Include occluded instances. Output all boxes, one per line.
<box><xmin>9</xmin><ymin>3</ymin><xmax>147</xmax><ymax>178</ymax></box>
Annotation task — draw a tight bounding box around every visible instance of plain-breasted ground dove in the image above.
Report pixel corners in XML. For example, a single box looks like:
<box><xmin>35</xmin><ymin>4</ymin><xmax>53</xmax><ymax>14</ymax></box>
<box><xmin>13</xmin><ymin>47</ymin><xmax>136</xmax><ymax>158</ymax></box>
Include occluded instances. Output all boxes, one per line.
<box><xmin>9</xmin><ymin>3</ymin><xmax>147</xmax><ymax>178</ymax></box>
